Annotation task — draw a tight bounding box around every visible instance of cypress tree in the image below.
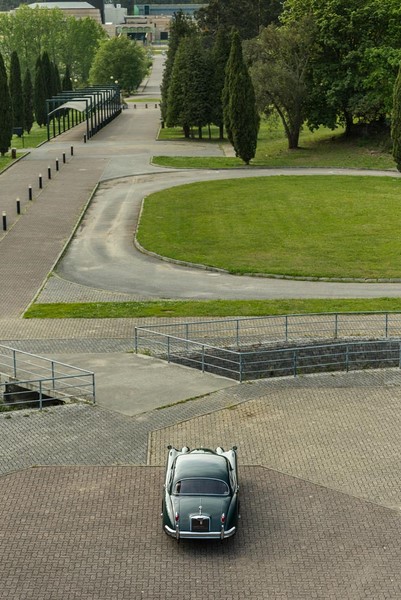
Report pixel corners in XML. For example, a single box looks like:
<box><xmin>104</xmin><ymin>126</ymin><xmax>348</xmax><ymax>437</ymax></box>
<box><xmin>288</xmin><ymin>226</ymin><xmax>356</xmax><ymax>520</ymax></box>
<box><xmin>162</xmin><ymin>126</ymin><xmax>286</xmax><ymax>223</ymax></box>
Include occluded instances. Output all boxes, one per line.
<box><xmin>212</xmin><ymin>28</ymin><xmax>231</xmax><ymax>140</ymax></box>
<box><xmin>0</xmin><ymin>52</ymin><xmax>12</xmax><ymax>156</ymax></box>
<box><xmin>223</xmin><ymin>29</ymin><xmax>259</xmax><ymax>164</ymax></box>
<box><xmin>41</xmin><ymin>51</ymin><xmax>54</xmax><ymax>99</ymax></box>
<box><xmin>392</xmin><ymin>63</ymin><xmax>401</xmax><ymax>171</ymax></box>
<box><xmin>62</xmin><ymin>65</ymin><xmax>73</xmax><ymax>91</ymax></box>
<box><xmin>23</xmin><ymin>69</ymin><xmax>34</xmax><ymax>134</ymax></box>
<box><xmin>160</xmin><ymin>11</ymin><xmax>197</xmax><ymax>121</ymax></box>
<box><xmin>9</xmin><ymin>51</ymin><xmax>24</xmax><ymax>129</ymax></box>
<box><xmin>167</xmin><ymin>35</ymin><xmax>212</xmax><ymax>139</ymax></box>
<box><xmin>54</xmin><ymin>64</ymin><xmax>62</xmax><ymax>95</ymax></box>
<box><xmin>34</xmin><ymin>56</ymin><xmax>47</xmax><ymax>127</ymax></box>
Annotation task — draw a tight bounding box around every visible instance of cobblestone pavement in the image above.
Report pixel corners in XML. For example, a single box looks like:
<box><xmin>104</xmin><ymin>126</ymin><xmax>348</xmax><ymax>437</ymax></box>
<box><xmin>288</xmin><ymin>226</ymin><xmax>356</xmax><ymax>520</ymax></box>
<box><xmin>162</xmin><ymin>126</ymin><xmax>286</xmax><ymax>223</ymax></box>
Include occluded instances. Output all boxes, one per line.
<box><xmin>1</xmin><ymin>465</ymin><xmax>400</xmax><ymax>600</ymax></box>
<box><xmin>1</xmin><ymin>372</ymin><xmax>401</xmax><ymax>598</ymax></box>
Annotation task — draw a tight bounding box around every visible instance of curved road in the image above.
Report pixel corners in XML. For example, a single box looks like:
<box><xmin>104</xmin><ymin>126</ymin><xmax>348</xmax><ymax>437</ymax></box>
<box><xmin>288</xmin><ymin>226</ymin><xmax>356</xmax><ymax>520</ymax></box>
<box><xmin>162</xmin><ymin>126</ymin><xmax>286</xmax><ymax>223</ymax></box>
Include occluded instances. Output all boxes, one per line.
<box><xmin>55</xmin><ymin>55</ymin><xmax>401</xmax><ymax>300</ymax></box>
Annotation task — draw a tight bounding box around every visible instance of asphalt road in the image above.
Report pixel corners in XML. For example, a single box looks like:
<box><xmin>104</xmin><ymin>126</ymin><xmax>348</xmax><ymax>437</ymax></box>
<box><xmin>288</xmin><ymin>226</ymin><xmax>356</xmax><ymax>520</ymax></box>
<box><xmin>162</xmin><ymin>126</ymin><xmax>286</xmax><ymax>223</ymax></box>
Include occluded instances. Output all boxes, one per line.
<box><xmin>52</xmin><ymin>54</ymin><xmax>401</xmax><ymax>300</ymax></box>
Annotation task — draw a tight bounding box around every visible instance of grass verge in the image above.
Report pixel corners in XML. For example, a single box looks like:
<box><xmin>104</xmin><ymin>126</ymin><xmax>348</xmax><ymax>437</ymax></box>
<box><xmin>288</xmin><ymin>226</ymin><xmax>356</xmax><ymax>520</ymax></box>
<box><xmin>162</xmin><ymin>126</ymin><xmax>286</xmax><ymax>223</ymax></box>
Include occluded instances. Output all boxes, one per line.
<box><xmin>24</xmin><ymin>298</ymin><xmax>401</xmax><ymax>319</ymax></box>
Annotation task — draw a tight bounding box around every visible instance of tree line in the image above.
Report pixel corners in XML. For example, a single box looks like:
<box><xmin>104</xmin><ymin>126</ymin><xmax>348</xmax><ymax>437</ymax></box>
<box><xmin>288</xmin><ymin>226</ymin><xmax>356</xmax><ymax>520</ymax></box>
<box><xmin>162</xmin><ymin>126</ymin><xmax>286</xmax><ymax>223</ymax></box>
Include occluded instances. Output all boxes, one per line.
<box><xmin>161</xmin><ymin>14</ymin><xmax>259</xmax><ymax>164</ymax></box>
<box><xmin>0</xmin><ymin>5</ymin><xmax>149</xmax><ymax>156</ymax></box>
<box><xmin>162</xmin><ymin>0</ymin><xmax>401</xmax><ymax>168</ymax></box>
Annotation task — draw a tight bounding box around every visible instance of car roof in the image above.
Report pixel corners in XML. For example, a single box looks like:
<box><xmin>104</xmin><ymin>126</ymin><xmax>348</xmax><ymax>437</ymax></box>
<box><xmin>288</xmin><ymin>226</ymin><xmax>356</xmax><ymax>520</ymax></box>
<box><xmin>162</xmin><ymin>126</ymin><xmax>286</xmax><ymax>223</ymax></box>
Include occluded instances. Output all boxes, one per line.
<box><xmin>173</xmin><ymin>451</ymin><xmax>230</xmax><ymax>484</ymax></box>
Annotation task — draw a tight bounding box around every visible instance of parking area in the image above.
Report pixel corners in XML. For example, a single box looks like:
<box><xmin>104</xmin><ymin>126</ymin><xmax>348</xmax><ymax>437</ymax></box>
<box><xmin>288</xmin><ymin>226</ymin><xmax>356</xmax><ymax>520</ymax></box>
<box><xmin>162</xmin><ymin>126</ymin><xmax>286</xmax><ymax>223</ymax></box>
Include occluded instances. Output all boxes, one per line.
<box><xmin>1</xmin><ymin>465</ymin><xmax>400</xmax><ymax>600</ymax></box>
<box><xmin>1</xmin><ymin>372</ymin><xmax>401</xmax><ymax>599</ymax></box>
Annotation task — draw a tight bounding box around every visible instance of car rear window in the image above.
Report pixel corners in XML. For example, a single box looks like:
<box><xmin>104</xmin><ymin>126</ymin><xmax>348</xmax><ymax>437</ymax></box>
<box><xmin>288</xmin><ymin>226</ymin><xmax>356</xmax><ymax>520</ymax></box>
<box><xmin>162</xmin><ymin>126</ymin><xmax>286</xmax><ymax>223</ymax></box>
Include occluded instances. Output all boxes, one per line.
<box><xmin>174</xmin><ymin>478</ymin><xmax>229</xmax><ymax>496</ymax></box>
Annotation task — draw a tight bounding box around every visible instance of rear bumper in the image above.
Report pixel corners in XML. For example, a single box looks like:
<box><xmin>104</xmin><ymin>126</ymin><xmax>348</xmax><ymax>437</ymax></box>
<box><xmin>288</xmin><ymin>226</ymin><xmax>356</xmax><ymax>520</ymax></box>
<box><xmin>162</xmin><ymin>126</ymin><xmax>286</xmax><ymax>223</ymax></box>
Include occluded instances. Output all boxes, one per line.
<box><xmin>164</xmin><ymin>525</ymin><xmax>236</xmax><ymax>540</ymax></box>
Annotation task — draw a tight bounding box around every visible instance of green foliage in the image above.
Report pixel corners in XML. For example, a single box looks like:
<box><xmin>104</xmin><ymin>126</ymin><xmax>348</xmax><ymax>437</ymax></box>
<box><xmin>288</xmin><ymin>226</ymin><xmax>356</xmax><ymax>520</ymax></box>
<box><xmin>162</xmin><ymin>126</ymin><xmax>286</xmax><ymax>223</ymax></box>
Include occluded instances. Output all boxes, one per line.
<box><xmin>211</xmin><ymin>28</ymin><xmax>231</xmax><ymax>139</ymax></box>
<box><xmin>22</xmin><ymin>69</ymin><xmax>33</xmax><ymax>134</ymax></box>
<box><xmin>196</xmin><ymin>0</ymin><xmax>283</xmax><ymax>40</ymax></box>
<box><xmin>391</xmin><ymin>63</ymin><xmax>401</xmax><ymax>171</ymax></box>
<box><xmin>41</xmin><ymin>51</ymin><xmax>54</xmax><ymax>99</ymax></box>
<box><xmin>62</xmin><ymin>64</ymin><xmax>73</xmax><ymax>92</ymax></box>
<box><xmin>166</xmin><ymin>35</ymin><xmax>213</xmax><ymax>137</ymax></box>
<box><xmin>282</xmin><ymin>0</ymin><xmax>401</xmax><ymax>133</ymax></box>
<box><xmin>245</xmin><ymin>17</ymin><xmax>317</xmax><ymax>149</ymax></box>
<box><xmin>0</xmin><ymin>51</ymin><xmax>12</xmax><ymax>156</ymax></box>
<box><xmin>160</xmin><ymin>10</ymin><xmax>198</xmax><ymax>121</ymax></box>
<box><xmin>9</xmin><ymin>51</ymin><xmax>23</xmax><ymax>128</ymax></box>
<box><xmin>0</xmin><ymin>6</ymin><xmax>106</xmax><ymax>86</ymax></box>
<box><xmin>223</xmin><ymin>30</ymin><xmax>259</xmax><ymax>164</ymax></box>
<box><xmin>33</xmin><ymin>56</ymin><xmax>46</xmax><ymax>127</ymax></box>
<box><xmin>89</xmin><ymin>36</ymin><xmax>147</xmax><ymax>93</ymax></box>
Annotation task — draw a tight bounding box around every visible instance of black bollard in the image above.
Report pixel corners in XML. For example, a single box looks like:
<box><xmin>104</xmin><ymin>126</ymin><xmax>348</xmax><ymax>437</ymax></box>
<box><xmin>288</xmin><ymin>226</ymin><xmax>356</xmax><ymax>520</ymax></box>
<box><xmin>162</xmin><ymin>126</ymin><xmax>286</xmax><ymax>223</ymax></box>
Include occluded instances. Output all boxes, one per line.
<box><xmin>70</xmin><ymin>146</ymin><xmax>74</xmax><ymax>156</ymax></box>
<box><xmin>56</xmin><ymin>158</ymin><xmax>59</xmax><ymax>171</ymax></box>
<box><xmin>48</xmin><ymin>166</ymin><xmax>51</xmax><ymax>179</ymax></box>
<box><xmin>28</xmin><ymin>186</ymin><xmax>32</xmax><ymax>201</ymax></box>
<box><xmin>39</xmin><ymin>174</ymin><xmax>43</xmax><ymax>189</ymax></box>
<box><xmin>16</xmin><ymin>199</ymin><xmax>20</xmax><ymax>215</ymax></box>
<box><xmin>63</xmin><ymin>152</ymin><xmax>66</xmax><ymax>164</ymax></box>
<box><xmin>2</xmin><ymin>212</ymin><xmax>7</xmax><ymax>231</ymax></box>
<box><xmin>83</xmin><ymin>134</ymin><xmax>87</xmax><ymax>143</ymax></box>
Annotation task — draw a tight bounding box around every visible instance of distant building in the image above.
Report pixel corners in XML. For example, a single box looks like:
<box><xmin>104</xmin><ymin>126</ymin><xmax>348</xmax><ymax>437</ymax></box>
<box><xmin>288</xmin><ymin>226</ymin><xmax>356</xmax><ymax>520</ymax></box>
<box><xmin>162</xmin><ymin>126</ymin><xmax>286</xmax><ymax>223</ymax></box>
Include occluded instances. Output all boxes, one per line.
<box><xmin>135</xmin><ymin>3</ymin><xmax>205</xmax><ymax>17</ymax></box>
<box><xmin>26</xmin><ymin>1</ymin><xmax>103</xmax><ymax>22</ymax></box>
<box><xmin>109</xmin><ymin>3</ymin><xmax>206</xmax><ymax>42</ymax></box>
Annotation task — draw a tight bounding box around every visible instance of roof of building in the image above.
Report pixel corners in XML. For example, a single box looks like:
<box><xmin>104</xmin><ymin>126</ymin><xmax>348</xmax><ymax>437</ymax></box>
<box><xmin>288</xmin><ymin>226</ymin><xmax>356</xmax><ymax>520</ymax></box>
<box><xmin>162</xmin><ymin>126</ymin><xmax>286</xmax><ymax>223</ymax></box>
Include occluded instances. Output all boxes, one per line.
<box><xmin>27</xmin><ymin>2</ymin><xmax>96</xmax><ymax>8</ymax></box>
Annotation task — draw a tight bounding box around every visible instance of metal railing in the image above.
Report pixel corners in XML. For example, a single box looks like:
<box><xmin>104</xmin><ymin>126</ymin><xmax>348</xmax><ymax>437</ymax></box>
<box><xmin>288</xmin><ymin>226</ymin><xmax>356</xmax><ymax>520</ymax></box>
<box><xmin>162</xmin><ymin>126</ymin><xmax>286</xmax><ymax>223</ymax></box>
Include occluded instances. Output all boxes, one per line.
<box><xmin>0</xmin><ymin>345</ymin><xmax>95</xmax><ymax>410</ymax></box>
<box><xmin>134</xmin><ymin>312</ymin><xmax>401</xmax><ymax>382</ymax></box>
<box><xmin>135</xmin><ymin>312</ymin><xmax>401</xmax><ymax>350</ymax></box>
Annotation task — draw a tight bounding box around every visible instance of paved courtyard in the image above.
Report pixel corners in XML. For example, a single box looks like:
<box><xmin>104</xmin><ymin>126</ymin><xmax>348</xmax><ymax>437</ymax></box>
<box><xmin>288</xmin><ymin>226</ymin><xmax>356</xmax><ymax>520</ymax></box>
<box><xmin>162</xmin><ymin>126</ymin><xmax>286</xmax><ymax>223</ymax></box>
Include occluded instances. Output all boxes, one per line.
<box><xmin>1</xmin><ymin>372</ymin><xmax>401</xmax><ymax>599</ymax></box>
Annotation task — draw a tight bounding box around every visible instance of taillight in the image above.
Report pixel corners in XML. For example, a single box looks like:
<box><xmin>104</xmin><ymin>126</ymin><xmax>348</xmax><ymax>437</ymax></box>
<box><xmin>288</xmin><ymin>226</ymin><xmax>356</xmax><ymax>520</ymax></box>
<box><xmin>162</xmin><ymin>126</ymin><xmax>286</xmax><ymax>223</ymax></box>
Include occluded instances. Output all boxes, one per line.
<box><xmin>221</xmin><ymin>513</ymin><xmax>225</xmax><ymax>524</ymax></box>
<box><xmin>175</xmin><ymin>512</ymin><xmax>179</xmax><ymax>522</ymax></box>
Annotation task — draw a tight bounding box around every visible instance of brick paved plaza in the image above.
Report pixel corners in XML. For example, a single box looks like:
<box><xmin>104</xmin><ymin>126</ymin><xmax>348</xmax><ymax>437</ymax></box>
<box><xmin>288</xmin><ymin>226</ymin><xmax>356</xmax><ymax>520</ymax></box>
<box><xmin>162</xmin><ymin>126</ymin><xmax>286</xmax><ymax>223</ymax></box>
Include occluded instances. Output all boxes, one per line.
<box><xmin>1</xmin><ymin>372</ymin><xmax>401</xmax><ymax>599</ymax></box>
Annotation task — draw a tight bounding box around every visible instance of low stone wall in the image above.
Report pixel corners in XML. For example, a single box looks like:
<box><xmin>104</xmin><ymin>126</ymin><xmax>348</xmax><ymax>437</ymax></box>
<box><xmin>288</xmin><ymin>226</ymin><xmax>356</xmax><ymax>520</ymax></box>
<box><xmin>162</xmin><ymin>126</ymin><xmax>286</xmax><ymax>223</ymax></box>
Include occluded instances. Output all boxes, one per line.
<box><xmin>164</xmin><ymin>338</ymin><xmax>401</xmax><ymax>381</ymax></box>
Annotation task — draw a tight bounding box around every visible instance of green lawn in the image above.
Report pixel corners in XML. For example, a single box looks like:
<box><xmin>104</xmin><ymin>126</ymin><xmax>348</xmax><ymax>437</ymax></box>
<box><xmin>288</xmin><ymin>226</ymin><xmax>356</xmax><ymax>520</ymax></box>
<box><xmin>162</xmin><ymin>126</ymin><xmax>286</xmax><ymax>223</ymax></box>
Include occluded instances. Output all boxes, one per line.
<box><xmin>137</xmin><ymin>175</ymin><xmax>401</xmax><ymax>280</ymax></box>
<box><xmin>155</xmin><ymin>119</ymin><xmax>395</xmax><ymax>170</ymax></box>
<box><xmin>24</xmin><ymin>298</ymin><xmax>401</xmax><ymax>319</ymax></box>
<box><xmin>10</xmin><ymin>123</ymin><xmax>48</xmax><ymax>149</ymax></box>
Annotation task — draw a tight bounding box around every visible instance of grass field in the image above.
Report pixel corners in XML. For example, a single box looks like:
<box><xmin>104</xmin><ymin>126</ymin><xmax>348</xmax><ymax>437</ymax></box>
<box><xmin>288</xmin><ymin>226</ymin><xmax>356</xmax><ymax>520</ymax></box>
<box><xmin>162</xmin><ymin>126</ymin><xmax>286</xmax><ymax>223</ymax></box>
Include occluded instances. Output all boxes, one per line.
<box><xmin>137</xmin><ymin>175</ymin><xmax>401</xmax><ymax>280</ymax></box>
<box><xmin>155</xmin><ymin>119</ymin><xmax>395</xmax><ymax>170</ymax></box>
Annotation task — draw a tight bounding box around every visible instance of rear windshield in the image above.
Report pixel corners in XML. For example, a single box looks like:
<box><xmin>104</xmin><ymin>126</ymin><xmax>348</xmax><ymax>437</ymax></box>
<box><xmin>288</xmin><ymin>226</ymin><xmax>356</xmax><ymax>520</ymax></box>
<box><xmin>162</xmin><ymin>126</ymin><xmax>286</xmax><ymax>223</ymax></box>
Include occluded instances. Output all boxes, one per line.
<box><xmin>174</xmin><ymin>478</ymin><xmax>229</xmax><ymax>496</ymax></box>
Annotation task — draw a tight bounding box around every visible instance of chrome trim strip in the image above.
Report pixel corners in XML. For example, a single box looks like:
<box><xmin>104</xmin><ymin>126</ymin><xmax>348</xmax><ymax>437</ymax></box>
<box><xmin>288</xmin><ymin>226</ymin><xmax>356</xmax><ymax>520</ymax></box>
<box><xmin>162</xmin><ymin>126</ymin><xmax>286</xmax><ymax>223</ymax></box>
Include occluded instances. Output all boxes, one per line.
<box><xmin>164</xmin><ymin>525</ymin><xmax>236</xmax><ymax>539</ymax></box>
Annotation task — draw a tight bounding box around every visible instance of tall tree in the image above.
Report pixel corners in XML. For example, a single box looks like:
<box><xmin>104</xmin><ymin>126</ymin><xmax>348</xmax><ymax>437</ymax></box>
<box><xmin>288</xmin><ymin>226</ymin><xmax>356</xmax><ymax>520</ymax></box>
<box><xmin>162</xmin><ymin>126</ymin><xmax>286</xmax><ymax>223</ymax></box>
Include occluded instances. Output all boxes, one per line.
<box><xmin>22</xmin><ymin>68</ymin><xmax>34</xmax><ymax>134</ymax></box>
<box><xmin>282</xmin><ymin>0</ymin><xmax>401</xmax><ymax>135</ymax></box>
<box><xmin>211</xmin><ymin>28</ymin><xmax>231</xmax><ymax>139</ymax></box>
<box><xmin>0</xmin><ymin>6</ymin><xmax>106</xmax><ymax>86</ymax></box>
<box><xmin>9</xmin><ymin>50</ymin><xmax>24</xmax><ymax>129</ymax></box>
<box><xmin>166</xmin><ymin>35</ymin><xmax>213</xmax><ymax>138</ymax></box>
<box><xmin>223</xmin><ymin>30</ymin><xmax>259</xmax><ymax>164</ymax></box>
<box><xmin>392</xmin><ymin>64</ymin><xmax>401</xmax><ymax>171</ymax></box>
<box><xmin>41</xmin><ymin>51</ymin><xmax>54</xmax><ymax>100</ymax></box>
<box><xmin>89</xmin><ymin>36</ymin><xmax>147</xmax><ymax>93</ymax></box>
<box><xmin>62</xmin><ymin>64</ymin><xmax>73</xmax><ymax>91</ymax></box>
<box><xmin>245</xmin><ymin>17</ymin><xmax>317</xmax><ymax>149</ymax></box>
<box><xmin>196</xmin><ymin>0</ymin><xmax>283</xmax><ymax>40</ymax></box>
<box><xmin>34</xmin><ymin>56</ymin><xmax>47</xmax><ymax>127</ymax></box>
<box><xmin>160</xmin><ymin>11</ymin><xmax>197</xmax><ymax>121</ymax></box>
<box><xmin>0</xmin><ymin>52</ymin><xmax>12</xmax><ymax>156</ymax></box>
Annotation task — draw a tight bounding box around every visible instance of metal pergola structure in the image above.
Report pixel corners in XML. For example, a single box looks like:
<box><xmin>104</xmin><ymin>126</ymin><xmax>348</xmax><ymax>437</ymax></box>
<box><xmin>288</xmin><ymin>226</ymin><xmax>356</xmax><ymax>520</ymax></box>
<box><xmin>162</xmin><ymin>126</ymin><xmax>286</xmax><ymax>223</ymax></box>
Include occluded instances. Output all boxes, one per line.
<box><xmin>46</xmin><ymin>84</ymin><xmax>121</xmax><ymax>141</ymax></box>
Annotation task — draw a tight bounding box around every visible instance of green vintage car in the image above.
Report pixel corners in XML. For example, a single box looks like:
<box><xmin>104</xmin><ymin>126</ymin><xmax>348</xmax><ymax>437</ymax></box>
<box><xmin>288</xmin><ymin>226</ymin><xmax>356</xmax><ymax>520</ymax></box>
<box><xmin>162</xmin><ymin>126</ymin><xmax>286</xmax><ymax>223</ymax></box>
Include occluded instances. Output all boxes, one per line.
<box><xmin>162</xmin><ymin>445</ymin><xmax>239</xmax><ymax>540</ymax></box>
